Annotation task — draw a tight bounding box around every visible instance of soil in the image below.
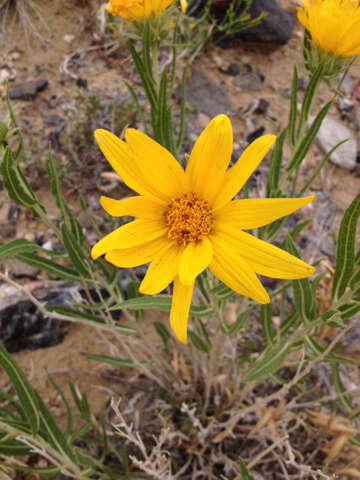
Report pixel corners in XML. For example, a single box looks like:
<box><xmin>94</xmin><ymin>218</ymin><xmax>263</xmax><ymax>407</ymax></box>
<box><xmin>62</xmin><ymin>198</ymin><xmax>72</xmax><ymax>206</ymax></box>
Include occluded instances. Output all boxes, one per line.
<box><xmin>1</xmin><ymin>0</ymin><xmax>360</xmax><ymax>478</ymax></box>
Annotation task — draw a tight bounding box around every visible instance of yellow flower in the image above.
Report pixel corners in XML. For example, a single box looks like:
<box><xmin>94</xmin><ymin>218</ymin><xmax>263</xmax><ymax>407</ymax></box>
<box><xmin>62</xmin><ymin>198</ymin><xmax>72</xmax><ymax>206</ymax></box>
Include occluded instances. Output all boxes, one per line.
<box><xmin>297</xmin><ymin>0</ymin><xmax>360</xmax><ymax>58</ymax></box>
<box><xmin>91</xmin><ymin>115</ymin><xmax>315</xmax><ymax>344</ymax></box>
<box><xmin>105</xmin><ymin>0</ymin><xmax>186</xmax><ymax>20</ymax></box>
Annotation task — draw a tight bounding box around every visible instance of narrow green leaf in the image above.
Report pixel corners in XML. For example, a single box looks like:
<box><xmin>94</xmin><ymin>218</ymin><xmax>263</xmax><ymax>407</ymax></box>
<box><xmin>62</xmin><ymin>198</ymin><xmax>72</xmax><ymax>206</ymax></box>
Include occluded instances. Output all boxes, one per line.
<box><xmin>260</xmin><ymin>304</ymin><xmax>275</xmax><ymax>345</ymax></box>
<box><xmin>188</xmin><ymin>331</ymin><xmax>210</xmax><ymax>353</ymax></box>
<box><xmin>153</xmin><ymin>321</ymin><xmax>170</xmax><ymax>347</ymax></box>
<box><xmin>0</xmin><ymin>147</ymin><xmax>38</xmax><ymax>210</ymax></box>
<box><xmin>61</xmin><ymin>224</ymin><xmax>89</xmax><ymax>277</ymax></box>
<box><xmin>287</xmin><ymin>101</ymin><xmax>332</xmax><ymax>173</ymax></box>
<box><xmin>221</xmin><ymin>311</ymin><xmax>249</xmax><ymax>335</ymax></box>
<box><xmin>243</xmin><ymin>339</ymin><xmax>290</xmax><ymax>382</ymax></box>
<box><xmin>288</xmin><ymin>66</ymin><xmax>298</xmax><ymax>147</ymax></box>
<box><xmin>266</xmin><ymin>128</ymin><xmax>287</xmax><ymax>197</ymax></box>
<box><xmin>14</xmin><ymin>252</ymin><xmax>82</xmax><ymax>281</ymax></box>
<box><xmin>0</xmin><ymin>440</ymin><xmax>31</xmax><ymax>456</ymax></box>
<box><xmin>332</xmin><ymin>191</ymin><xmax>360</xmax><ymax>300</ymax></box>
<box><xmin>0</xmin><ymin>343</ymin><xmax>40</xmax><ymax>435</ymax></box>
<box><xmin>176</xmin><ymin>66</ymin><xmax>188</xmax><ymax>153</ymax></box>
<box><xmin>238</xmin><ymin>458</ymin><xmax>255</xmax><ymax>480</ymax></box>
<box><xmin>46</xmin><ymin>151</ymin><xmax>67</xmax><ymax>221</ymax></box>
<box><xmin>0</xmin><ymin>461</ymin><xmax>58</xmax><ymax>474</ymax></box>
<box><xmin>142</xmin><ymin>20</ymin><xmax>153</xmax><ymax>79</ymax></box>
<box><xmin>0</xmin><ymin>239</ymin><xmax>39</xmax><ymax>258</ymax></box>
<box><xmin>298</xmin><ymin>64</ymin><xmax>323</xmax><ymax>131</ymax></box>
<box><xmin>109</xmin><ymin>296</ymin><xmax>213</xmax><ymax>317</ymax></box>
<box><xmin>332</xmin><ymin>364</ymin><xmax>352</xmax><ymax>413</ymax></box>
<box><xmin>128</xmin><ymin>42</ymin><xmax>157</xmax><ymax>111</ymax></box>
<box><xmin>86</xmin><ymin>354</ymin><xmax>137</xmax><ymax>368</ymax></box>
<box><xmin>285</xmin><ymin>235</ymin><xmax>316</xmax><ymax>322</ymax></box>
<box><xmin>158</xmin><ymin>66</ymin><xmax>169</xmax><ymax>148</ymax></box>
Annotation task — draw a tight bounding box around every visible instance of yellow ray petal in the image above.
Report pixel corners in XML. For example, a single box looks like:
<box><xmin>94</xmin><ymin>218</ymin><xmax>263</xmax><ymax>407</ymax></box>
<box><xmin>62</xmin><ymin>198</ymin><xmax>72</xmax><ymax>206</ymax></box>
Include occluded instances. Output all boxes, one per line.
<box><xmin>178</xmin><ymin>237</ymin><xmax>213</xmax><ymax>285</ymax></box>
<box><xmin>216</xmin><ymin>225</ymin><xmax>315</xmax><ymax>279</ymax></box>
<box><xmin>91</xmin><ymin>219</ymin><xmax>167</xmax><ymax>260</ymax></box>
<box><xmin>139</xmin><ymin>243</ymin><xmax>183</xmax><ymax>295</ymax></box>
<box><xmin>179</xmin><ymin>0</ymin><xmax>187</xmax><ymax>13</ymax></box>
<box><xmin>215</xmin><ymin>195</ymin><xmax>314</xmax><ymax>230</ymax></box>
<box><xmin>94</xmin><ymin>129</ymin><xmax>181</xmax><ymax>203</ymax></box>
<box><xmin>213</xmin><ymin>135</ymin><xmax>276</xmax><ymax>210</ymax></box>
<box><xmin>170</xmin><ymin>277</ymin><xmax>194</xmax><ymax>344</ymax></box>
<box><xmin>210</xmin><ymin>234</ymin><xmax>270</xmax><ymax>304</ymax></box>
<box><xmin>125</xmin><ymin>129</ymin><xmax>188</xmax><ymax>198</ymax></box>
<box><xmin>185</xmin><ymin>115</ymin><xmax>233</xmax><ymax>204</ymax></box>
<box><xmin>104</xmin><ymin>235</ymin><xmax>169</xmax><ymax>268</ymax></box>
<box><xmin>100</xmin><ymin>195</ymin><xmax>165</xmax><ymax>219</ymax></box>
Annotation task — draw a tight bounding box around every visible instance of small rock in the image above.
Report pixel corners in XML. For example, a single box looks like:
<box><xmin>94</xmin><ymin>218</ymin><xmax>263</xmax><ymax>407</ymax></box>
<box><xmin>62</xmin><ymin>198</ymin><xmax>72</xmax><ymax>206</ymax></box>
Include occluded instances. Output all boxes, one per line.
<box><xmin>233</xmin><ymin>73</ymin><xmax>263</xmax><ymax>91</ymax></box>
<box><xmin>309</xmin><ymin>116</ymin><xmax>357</xmax><ymax>170</ymax></box>
<box><xmin>219</xmin><ymin>63</ymin><xmax>239</xmax><ymax>76</ymax></box>
<box><xmin>76</xmin><ymin>77</ymin><xmax>88</xmax><ymax>89</ymax></box>
<box><xmin>253</xmin><ymin>98</ymin><xmax>269</xmax><ymax>115</ymax></box>
<box><xmin>236</xmin><ymin>0</ymin><xmax>294</xmax><ymax>45</ymax></box>
<box><xmin>10</xmin><ymin>52</ymin><xmax>20</xmax><ymax>61</ymax></box>
<box><xmin>9</xmin><ymin>79</ymin><xmax>48</xmax><ymax>100</ymax></box>
<box><xmin>9</xmin><ymin>260</ymin><xmax>39</xmax><ymax>279</ymax></box>
<box><xmin>338</xmin><ymin>73</ymin><xmax>353</xmax><ymax>97</ymax></box>
<box><xmin>247</xmin><ymin>127</ymin><xmax>265</xmax><ymax>143</ymax></box>
<box><xmin>0</xmin><ymin>69</ymin><xmax>11</xmax><ymax>85</ymax></box>
<box><xmin>64</xmin><ymin>34</ymin><xmax>75</xmax><ymax>44</ymax></box>
<box><xmin>179</xmin><ymin>70</ymin><xmax>231</xmax><ymax>117</ymax></box>
<box><xmin>197</xmin><ymin>112</ymin><xmax>211</xmax><ymax>129</ymax></box>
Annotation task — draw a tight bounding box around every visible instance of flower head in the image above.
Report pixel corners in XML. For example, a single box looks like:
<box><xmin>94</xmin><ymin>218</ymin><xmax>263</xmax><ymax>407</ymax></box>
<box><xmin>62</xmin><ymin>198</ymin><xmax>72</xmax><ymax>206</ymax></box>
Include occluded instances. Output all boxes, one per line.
<box><xmin>91</xmin><ymin>115</ymin><xmax>315</xmax><ymax>344</ymax></box>
<box><xmin>297</xmin><ymin>0</ymin><xmax>360</xmax><ymax>59</ymax></box>
<box><xmin>106</xmin><ymin>0</ymin><xmax>186</xmax><ymax>20</ymax></box>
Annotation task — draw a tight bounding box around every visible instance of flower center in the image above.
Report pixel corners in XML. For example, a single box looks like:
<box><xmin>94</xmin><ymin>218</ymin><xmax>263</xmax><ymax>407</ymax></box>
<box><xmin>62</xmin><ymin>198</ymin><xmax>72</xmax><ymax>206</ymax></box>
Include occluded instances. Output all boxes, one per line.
<box><xmin>164</xmin><ymin>192</ymin><xmax>214</xmax><ymax>246</ymax></box>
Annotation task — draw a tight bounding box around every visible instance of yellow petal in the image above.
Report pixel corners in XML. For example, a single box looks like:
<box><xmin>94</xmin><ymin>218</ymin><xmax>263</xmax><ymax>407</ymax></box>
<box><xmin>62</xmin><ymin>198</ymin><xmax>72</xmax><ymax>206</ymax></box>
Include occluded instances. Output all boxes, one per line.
<box><xmin>95</xmin><ymin>129</ymin><xmax>182</xmax><ymax>203</ymax></box>
<box><xmin>139</xmin><ymin>243</ymin><xmax>183</xmax><ymax>295</ymax></box>
<box><xmin>215</xmin><ymin>195</ymin><xmax>314</xmax><ymax>230</ymax></box>
<box><xmin>185</xmin><ymin>115</ymin><xmax>233</xmax><ymax>204</ymax></box>
<box><xmin>91</xmin><ymin>219</ymin><xmax>167</xmax><ymax>260</ymax></box>
<box><xmin>216</xmin><ymin>225</ymin><xmax>315</xmax><ymax>279</ymax></box>
<box><xmin>125</xmin><ymin>129</ymin><xmax>188</xmax><ymax>199</ymax></box>
<box><xmin>178</xmin><ymin>237</ymin><xmax>213</xmax><ymax>285</ymax></box>
<box><xmin>180</xmin><ymin>0</ymin><xmax>187</xmax><ymax>13</ymax></box>
<box><xmin>100</xmin><ymin>195</ymin><xmax>165</xmax><ymax>219</ymax></box>
<box><xmin>170</xmin><ymin>277</ymin><xmax>194</xmax><ymax>344</ymax></box>
<box><xmin>210</xmin><ymin>234</ymin><xmax>270</xmax><ymax>304</ymax></box>
<box><xmin>213</xmin><ymin>135</ymin><xmax>276</xmax><ymax>210</ymax></box>
<box><xmin>105</xmin><ymin>235</ymin><xmax>169</xmax><ymax>268</ymax></box>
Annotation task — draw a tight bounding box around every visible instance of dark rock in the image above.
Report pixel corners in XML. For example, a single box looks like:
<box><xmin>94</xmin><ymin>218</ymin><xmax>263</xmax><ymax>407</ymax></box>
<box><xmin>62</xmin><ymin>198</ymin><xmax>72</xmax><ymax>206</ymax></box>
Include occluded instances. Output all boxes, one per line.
<box><xmin>7</xmin><ymin>205</ymin><xmax>19</xmax><ymax>221</ymax></box>
<box><xmin>9</xmin><ymin>79</ymin><xmax>48</xmax><ymax>100</ymax></box>
<box><xmin>219</xmin><ymin>63</ymin><xmax>239</xmax><ymax>76</ymax></box>
<box><xmin>246</xmin><ymin>127</ymin><xmax>265</xmax><ymax>143</ymax></box>
<box><xmin>179</xmin><ymin>70</ymin><xmax>231</xmax><ymax>117</ymax></box>
<box><xmin>236</xmin><ymin>0</ymin><xmax>293</xmax><ymax>45</ymax></box>
<box><xmin>253</xmin><ymin>98</ymin><xmax>269</xmax><ymax>115</ymax></box>
<box><xmin>233</xmin><ymin>73</ymin><xmax>263</xmax><ymax>91</ymax></box>
<box><xmin>76</xmin><ymin>77</ymin><xmax>88</xmax><ymax>89</ymax></box>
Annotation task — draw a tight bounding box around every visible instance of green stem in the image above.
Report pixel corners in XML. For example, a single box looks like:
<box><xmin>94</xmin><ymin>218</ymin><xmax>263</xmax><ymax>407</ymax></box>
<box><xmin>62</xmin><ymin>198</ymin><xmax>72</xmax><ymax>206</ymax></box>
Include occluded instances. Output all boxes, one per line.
<box><xmin>152</xmin><ymin>40</ymin><xmax>160</xmax><ymax>94</ymax></box>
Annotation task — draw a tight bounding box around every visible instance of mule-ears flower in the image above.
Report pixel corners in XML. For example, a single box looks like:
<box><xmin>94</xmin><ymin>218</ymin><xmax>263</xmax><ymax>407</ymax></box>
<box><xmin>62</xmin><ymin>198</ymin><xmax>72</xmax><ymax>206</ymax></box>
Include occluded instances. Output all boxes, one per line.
<box><xmin>91</xmin><ymin>115</ymin><xmax>315</xmax><ymax>344</ymax></box>
<box><xmin>105</xmin><ymin>0</ymin><xmax>187</xmax><ymax>20</ymax></box>
<box><xmin>297</xmin><ymin>0</ymin><xmax>360</xmax><ymax>76</ymax></box>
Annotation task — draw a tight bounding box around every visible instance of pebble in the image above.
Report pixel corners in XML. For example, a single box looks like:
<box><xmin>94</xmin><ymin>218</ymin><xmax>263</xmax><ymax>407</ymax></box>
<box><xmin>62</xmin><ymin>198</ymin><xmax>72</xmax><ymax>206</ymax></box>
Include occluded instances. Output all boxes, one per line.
<box><xmin>197</xmin><ymin>112</ymin><xmax>211</xmax><ymax>129</ymax></box>
<box><xmin>233</xmin><ymin>73</ymin><xmax>263</xmax><ymax>91</ymax></box>
<box><xmin>9</xmin><ymin>79</ymin><xmax>48</xmax><ymax>100</ymax></box>
<box><xmin>64</xmin><ymin>34</ymin><xmax>75</xmax><ymax>44</ymax></box>
<box><xmin>309</xmin><ymin>116</ymin><xmax>357</xmax><ymax>170</ymax></box>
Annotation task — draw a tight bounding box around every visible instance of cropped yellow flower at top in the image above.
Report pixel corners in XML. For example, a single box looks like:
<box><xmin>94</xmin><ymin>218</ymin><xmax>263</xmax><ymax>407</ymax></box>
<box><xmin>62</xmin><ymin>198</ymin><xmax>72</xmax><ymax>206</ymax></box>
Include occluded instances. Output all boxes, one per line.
<box><xmin>297</xmin><ymin>0</ymin><xmax>360</xmax><ymax>58</ymax></box>
<box><xmin>106</xmin><ymin>0</ymin><xmax>187</xmax><ymax>20</ymax></box>
<box><xmin>91</xmin><ymin>115</ymin><xmax>315</xmax><ymax>344</ymax></box>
